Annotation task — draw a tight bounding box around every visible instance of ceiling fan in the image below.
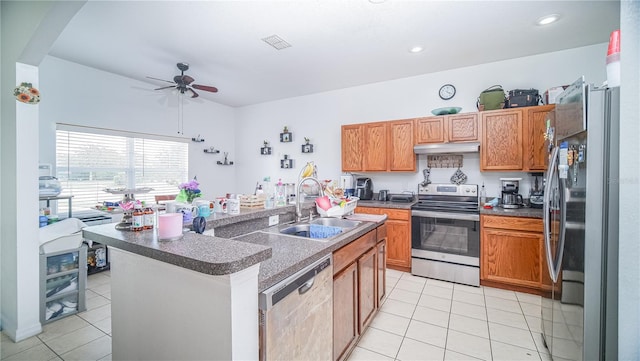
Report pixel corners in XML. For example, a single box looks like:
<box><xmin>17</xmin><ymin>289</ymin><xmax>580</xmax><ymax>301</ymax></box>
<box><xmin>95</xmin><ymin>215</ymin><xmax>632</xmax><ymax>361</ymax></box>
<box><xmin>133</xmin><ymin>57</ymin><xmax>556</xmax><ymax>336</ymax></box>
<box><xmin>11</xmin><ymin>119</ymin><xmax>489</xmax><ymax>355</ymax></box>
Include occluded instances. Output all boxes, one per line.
<box><xmin>147</xmin><ymin>62</ymin><xmax>218</xmax><ymax>98</ymax></box>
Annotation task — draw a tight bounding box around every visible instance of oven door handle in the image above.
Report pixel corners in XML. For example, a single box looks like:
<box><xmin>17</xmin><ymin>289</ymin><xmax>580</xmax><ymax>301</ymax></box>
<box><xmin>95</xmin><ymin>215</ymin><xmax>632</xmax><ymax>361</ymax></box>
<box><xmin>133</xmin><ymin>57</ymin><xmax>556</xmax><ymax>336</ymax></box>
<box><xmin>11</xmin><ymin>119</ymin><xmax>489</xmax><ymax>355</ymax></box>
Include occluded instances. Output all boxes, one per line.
<box><xmin>411</xmin><ymin>210</ymin><xmax>479</xmax><ymax>222</ymax></box>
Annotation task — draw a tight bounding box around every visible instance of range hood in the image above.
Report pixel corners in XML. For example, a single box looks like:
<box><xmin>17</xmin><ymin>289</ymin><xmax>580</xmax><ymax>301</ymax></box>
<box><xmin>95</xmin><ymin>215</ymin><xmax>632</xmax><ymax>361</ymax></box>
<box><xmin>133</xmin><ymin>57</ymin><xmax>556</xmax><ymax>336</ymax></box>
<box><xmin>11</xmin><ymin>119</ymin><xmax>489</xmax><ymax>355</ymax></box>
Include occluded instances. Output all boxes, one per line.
<box><xmin>413</xmin><ymin>142</ymin><xmax>480</xmax><ymax>154</ymax></box>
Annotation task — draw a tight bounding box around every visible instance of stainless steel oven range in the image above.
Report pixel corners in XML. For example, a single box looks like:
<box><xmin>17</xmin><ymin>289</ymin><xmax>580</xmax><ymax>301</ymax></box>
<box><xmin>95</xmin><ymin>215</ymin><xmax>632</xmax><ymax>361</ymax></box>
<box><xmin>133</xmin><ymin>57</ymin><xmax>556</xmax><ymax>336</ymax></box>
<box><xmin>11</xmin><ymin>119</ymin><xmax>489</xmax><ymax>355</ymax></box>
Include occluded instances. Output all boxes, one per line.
<box><xmin>411</xmin><ymin>183</ymin><xmax>480</xmax><ymax>287</ymax></box>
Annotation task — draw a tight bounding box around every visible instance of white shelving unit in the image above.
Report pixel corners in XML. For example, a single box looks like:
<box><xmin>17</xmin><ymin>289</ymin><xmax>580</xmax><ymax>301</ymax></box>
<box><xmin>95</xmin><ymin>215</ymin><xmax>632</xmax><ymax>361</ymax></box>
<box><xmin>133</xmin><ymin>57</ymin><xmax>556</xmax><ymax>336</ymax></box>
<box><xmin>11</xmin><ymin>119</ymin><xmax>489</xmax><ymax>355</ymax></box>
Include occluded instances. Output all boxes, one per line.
<box><xmin>40</xmin><ymin>245</ymin><xmax>87</xmax><ymax>324</ymax></box>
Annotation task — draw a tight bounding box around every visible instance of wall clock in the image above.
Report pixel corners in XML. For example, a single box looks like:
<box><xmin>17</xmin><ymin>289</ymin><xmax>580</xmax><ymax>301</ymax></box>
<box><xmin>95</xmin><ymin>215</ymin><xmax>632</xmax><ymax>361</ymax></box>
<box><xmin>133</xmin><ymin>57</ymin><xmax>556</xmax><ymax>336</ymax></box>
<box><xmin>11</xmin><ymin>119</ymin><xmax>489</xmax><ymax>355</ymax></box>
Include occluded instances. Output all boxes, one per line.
<box><xmin>439</xmin><ymin>84</ymin><xmax>456</xmax><ymax>100</ymax></box>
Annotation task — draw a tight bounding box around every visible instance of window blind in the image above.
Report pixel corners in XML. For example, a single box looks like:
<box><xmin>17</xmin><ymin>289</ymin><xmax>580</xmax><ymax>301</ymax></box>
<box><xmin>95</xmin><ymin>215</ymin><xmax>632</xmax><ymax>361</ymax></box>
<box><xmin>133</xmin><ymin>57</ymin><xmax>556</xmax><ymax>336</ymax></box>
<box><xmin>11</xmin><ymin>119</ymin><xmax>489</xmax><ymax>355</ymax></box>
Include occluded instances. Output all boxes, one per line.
<box><xmin>55</xmin><ymin>126</ymin><xmax>188</xmax><ymax>212</ymax></box>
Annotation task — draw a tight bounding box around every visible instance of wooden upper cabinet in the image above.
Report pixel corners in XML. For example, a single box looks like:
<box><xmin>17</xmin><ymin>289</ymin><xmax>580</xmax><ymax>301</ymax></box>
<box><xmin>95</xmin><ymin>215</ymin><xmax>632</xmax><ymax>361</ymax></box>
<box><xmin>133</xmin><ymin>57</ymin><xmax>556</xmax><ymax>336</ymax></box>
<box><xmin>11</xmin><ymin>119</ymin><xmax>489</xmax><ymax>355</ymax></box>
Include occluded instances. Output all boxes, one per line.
<box><xmin>388</xmin><ymin>120</ymin><xmax>416</xmax><ymax>171</ymax></box>
<box><xmin>341</xmin><ymin>125</ymin><xmax>364</xmax><ymax>172</ymax></box>
<box><xmin>481</xmin><ymin>109</ymin><xmax>524</xmax><ymax>171</ymax></box>
<box><xmin>524</xmin><ymin>105</ymin><xmax>555</xmax><ymax>171</ymax></box>
<box><xmin>363</xmin><ymin>122</ymin><xmax>388</xmax><ymax>171</ymax></box>
<box><xmin>415</xmin><ymin>117</ymin><xmax>445</xmax><ymax>144</ymax></box>
<box><xmin>447</xmin><ymin>113</ymin><xmax>479</xmax><ymax>142</ymax></box>
<box><xmin>341</xmin><ymin>120</ymin><xmax>415</xmax><ymax>172</ymax></box>
<box><xmin>415</xmin><ymin>114</ymin><xmax>478</xmax><ymax>144</ymax></box>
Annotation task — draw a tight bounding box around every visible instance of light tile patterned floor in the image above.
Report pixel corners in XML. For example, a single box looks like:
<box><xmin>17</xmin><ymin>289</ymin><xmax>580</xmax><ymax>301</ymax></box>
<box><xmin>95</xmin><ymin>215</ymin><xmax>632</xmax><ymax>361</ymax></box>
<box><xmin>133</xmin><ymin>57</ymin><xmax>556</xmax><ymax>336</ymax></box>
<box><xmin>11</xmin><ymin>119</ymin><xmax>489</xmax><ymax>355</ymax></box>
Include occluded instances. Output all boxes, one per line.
<box><xmin>348</xmin><ymin>269</ymin><xmax>550</xmax><ymax>361</ymax></box>
<box><xmin>1</xmin><ymin>271</ymin><xmax>113</xmax><ymax>361</ymax></box>
<box><xmin>1</xmin><ymin>269</ymin><xmax>550</xmax><ymax>361</ymax></box>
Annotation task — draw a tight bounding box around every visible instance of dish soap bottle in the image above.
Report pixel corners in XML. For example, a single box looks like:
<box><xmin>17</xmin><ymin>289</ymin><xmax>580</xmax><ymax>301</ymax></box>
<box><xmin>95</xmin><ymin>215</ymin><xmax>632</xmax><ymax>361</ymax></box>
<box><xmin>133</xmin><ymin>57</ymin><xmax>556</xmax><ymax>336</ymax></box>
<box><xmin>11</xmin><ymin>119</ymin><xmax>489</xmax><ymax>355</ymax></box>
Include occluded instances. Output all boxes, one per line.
<box><xmin>480</xmin><ymin>182</ymin><xmax>487</xmax><ymax>206</ymax></box>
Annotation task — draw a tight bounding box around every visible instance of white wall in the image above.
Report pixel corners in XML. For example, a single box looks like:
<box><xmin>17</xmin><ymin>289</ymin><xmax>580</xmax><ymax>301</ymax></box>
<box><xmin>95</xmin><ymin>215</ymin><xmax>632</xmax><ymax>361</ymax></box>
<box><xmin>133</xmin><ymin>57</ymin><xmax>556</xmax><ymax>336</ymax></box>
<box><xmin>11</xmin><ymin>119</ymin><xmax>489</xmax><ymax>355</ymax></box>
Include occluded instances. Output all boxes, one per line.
<box><xmin>235</xmin><ymin>44</ymin><xmax>607</xmax><ymax>198</ymax></box>
<box><xmin>39</xmin><ymin>56</ymin><xmax>237</xmax><ymax>200</ymax></box>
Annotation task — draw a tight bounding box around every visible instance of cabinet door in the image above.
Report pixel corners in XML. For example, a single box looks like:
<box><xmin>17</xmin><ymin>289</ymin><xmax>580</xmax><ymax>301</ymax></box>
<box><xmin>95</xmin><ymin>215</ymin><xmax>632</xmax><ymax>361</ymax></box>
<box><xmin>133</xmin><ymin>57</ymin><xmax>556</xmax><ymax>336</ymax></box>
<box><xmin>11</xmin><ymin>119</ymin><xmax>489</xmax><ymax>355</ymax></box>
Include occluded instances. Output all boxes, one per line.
<box><xmin>385</xmin><ymin>219</ymin><xmax>411</xmax><ymax>270</ymax></box>
<box><xmin>358</xmin><ymin>247</ymin><xmax>377</xmax><ymax>333</ymax></box>
<box><xmin>481</xmin><ymin>228</ymin><xmax>544</xmax><ymax>289</ymax></box>
<box><xmin>342</xmin><ymin>125</ymin><xmax>364</xmax><ymax>172</ymax></box>
<box><xmin>364</xmin><ymin>123</ymin><xmax>388</xmax><ymax>171</ymax></box>
<box><xmin>376</xmin><ymin>239</ymin><xmax>387</xmax><ymax>307</ymax></box>
<box><xmin>481</xmin><ymin>109</ymin><xmax>524</xmax><ymax>171</ymax></box>
<box><xmin>333</xmin><ymin>262</ymin><xmax>358</xmax><ymax>361</ymax></box>
<box><xmin>447</xmin><ymin>113</ymin><xmax>479</xmax><ymax>142</ymax></box>
<box><xmin>415</xmin><ymin>117</ymin><xmax>445</xmax><ymax>144</ymax></box>
<box><xmin>388</xmin><ymin>120</ymin><xmax>416</xmax><ymax>171</ymax></box>
<box><xmin>525</xmin><ymin>105</ymin><xmax>555</xmax><ymax>171</ymax></box>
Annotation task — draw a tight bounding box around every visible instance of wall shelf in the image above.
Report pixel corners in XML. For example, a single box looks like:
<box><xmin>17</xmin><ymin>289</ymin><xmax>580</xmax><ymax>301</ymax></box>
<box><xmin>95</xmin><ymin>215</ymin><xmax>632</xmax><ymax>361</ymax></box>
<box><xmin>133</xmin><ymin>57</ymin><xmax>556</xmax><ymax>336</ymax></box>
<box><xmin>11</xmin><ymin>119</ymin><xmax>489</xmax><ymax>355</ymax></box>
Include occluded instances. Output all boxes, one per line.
<box><xmin>203</xmin><ymin>148</ymin><xmax>220</xmax><ymax>154</ymax></box>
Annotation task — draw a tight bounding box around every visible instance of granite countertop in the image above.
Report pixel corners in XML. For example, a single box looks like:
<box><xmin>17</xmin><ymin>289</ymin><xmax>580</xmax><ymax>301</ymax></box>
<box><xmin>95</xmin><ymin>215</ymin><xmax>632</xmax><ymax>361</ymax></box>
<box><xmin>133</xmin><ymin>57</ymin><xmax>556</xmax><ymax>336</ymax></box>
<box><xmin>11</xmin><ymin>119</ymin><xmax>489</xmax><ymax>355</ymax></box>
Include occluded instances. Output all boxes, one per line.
<box><xmin>480</xmin><ymin>205</ymin><xmax>543</xmax><ymax>219</ymax></box>
<box><xmin>83</xmin><ymin>223</ymin><xmax>272</xmax><ymax>276</ymax></box>
<box><xmin>234</xmin><ymin>217</ymin><xmax>386</xmax><ymax>292</ymax></box>
<box><xmin>82</xmin><ymin>202</ymin><xmax>387</xmax><ymax>292</ymax></box>
<box><xmin>356</xmin><ymin>200</ymin><xmax>416</xmax><ymax>209</ymax></box>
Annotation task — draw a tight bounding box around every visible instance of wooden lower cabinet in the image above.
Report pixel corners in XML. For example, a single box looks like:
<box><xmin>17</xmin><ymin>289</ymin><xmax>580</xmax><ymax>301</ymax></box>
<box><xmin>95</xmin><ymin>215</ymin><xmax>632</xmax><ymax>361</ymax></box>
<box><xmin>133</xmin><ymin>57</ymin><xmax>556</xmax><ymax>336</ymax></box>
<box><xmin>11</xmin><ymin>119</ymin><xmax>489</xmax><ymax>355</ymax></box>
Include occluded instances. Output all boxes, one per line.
<box><xmin>333</xmin><ymin>262</ymin><xmax>358</xmax><ymax>361</ymax></box>
<box><xmin>355</xmin><ymin>207</ymin><xmax>411</xmax><ymax>272</ymax></box>
<box><xmin>333</xmin><ymin>225</ymin><xmax>387</xmax><ymax>361</ymax></box>
<box><xmin>481</xmin><ymin>215</ymin><xmax>547</xmax><ymax>295</ymax></box>
<box><xmin>376</xmin><ymin>238</ymin><xmax>387</xmax><ymax>307</ymax></box>
<box><xmin>358</xmin><ymin>247</ymin><xmax>377</xmax><ymax>333</ymax></box>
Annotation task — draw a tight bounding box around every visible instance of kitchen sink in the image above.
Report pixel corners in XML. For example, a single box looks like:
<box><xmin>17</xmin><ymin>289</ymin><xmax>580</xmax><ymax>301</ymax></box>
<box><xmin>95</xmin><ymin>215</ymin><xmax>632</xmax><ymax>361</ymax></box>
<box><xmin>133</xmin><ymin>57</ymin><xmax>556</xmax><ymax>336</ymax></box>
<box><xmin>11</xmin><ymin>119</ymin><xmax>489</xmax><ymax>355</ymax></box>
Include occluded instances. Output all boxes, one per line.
<box><xmin>277</xmin><ymin>218</ymin><xmax>360</xmax><ymax>240</ymax></box>
<box><xmin>309</xmin><ymin>218</ymin><xmax>360</xmax><ymax>229</ymax></box>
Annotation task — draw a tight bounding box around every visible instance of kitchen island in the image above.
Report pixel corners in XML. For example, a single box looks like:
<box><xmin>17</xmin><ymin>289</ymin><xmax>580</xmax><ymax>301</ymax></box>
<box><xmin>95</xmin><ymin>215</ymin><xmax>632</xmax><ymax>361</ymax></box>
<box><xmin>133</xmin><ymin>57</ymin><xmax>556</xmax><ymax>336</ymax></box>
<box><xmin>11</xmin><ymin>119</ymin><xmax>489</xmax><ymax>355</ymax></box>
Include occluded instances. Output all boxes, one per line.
<box><xmin>82</xmin><ymin>203</ymin><xmax>386</xmax><ymax>360</ymax></box>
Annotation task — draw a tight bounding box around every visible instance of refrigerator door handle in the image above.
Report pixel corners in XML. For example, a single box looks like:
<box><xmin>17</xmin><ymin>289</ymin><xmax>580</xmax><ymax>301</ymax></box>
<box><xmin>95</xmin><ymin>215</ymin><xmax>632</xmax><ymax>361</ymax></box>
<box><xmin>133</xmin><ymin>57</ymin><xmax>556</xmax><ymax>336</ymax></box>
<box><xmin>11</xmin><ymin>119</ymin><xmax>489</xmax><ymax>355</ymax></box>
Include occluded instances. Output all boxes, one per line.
<box><xmin>554</xmin><ymin>178</ymin><xmax>568</xmax><ymax>280</ymax></box>
<box><xmin>543</xmin><ymin>146</ymin><xmax>560</xmax><ymax>282</ymax></box>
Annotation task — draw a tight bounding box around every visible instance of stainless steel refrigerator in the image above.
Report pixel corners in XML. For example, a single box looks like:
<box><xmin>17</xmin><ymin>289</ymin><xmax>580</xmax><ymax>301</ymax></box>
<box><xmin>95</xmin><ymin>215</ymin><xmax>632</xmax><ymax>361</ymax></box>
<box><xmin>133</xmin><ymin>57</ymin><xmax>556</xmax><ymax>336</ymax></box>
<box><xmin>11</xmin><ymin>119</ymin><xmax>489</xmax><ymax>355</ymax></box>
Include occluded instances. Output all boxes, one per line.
<box><xmin>541</xmin><ymin>76</ymin><xmax>619</xmax><ymax>361</ymax></box>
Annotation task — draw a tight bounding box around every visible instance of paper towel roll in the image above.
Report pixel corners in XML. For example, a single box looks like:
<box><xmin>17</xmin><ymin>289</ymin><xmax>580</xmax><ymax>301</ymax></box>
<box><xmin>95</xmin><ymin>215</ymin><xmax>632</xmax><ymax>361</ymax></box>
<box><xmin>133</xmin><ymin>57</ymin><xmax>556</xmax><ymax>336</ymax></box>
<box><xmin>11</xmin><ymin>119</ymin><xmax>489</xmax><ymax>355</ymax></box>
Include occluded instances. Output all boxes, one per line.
<box><xmin>158</xmin><ymin>213</ymin><xmax>183</xmax><ymax>240</ymax></box>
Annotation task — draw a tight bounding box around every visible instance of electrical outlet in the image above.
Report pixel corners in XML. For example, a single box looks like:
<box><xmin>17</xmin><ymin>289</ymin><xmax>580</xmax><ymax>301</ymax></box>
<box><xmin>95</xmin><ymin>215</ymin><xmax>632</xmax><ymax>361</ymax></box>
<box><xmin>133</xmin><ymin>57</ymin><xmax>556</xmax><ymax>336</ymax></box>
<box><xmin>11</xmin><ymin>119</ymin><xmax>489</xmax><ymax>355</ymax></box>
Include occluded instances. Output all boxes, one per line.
<box><xmin>268</xmin><ymin>215</ymin><xmax>279</xmax><ymax>226</ymax></box>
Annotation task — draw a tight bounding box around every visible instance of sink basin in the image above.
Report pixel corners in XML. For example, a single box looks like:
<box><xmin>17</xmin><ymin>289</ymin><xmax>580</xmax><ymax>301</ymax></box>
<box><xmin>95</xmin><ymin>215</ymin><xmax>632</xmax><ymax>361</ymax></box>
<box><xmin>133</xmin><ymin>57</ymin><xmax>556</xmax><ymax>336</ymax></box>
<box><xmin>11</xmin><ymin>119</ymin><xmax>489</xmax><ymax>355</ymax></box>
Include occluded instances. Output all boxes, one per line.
<box><xmin>274</xmin><ymin>218</ymin><xmax>361</xmax><ymax>240</ymax></box>
<box><xmin>310</xmin><ymin>218</ymin><xmax>360</xmax><ymax>229</ymax></box>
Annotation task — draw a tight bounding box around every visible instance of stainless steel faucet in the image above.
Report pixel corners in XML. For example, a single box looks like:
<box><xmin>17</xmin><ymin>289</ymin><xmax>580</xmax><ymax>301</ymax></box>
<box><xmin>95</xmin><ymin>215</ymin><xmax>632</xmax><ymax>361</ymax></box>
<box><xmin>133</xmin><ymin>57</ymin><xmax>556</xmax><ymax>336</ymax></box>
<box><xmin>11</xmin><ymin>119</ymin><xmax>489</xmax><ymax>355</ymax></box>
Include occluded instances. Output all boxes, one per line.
<box><xmin>296</xmin><ymin>176</ymin><xmax>324</xmax><ymax>222</ymax></box>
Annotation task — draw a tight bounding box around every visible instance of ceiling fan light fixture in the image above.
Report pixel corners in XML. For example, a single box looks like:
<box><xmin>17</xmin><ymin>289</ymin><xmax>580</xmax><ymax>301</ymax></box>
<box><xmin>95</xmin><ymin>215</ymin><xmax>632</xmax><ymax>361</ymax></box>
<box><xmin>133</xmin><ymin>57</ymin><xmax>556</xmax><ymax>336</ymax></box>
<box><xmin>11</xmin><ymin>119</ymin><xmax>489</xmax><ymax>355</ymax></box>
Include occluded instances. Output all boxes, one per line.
<box><xmin>409</xmin><ymin>46</ymin><xmax>424</xmax><ymax>53</ymax></box>
<box><xmin>261</xmin><ymin>34</ymin><xmax>292</xmax><ymax>50</ymax></box>
<box><xmin>537</xmin><ymin>14</ymin><xmax>560</xmax><ymax>26</ymax></box>
<box><xmin>368</xmin><ymin>0</ymin><xmax>387</xmax><ymax>4</ymax></box>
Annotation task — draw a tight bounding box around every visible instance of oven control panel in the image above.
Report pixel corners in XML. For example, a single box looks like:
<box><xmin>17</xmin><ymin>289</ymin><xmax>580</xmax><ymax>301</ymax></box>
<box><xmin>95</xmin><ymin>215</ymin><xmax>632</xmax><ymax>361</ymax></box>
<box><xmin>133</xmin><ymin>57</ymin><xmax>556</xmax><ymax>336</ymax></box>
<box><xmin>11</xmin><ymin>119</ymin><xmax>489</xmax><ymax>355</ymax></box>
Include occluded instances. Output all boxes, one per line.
<box><xmin>418</xmin><ymin>183</ymin><xmax>477</xmax><ymax>196</ymax></box>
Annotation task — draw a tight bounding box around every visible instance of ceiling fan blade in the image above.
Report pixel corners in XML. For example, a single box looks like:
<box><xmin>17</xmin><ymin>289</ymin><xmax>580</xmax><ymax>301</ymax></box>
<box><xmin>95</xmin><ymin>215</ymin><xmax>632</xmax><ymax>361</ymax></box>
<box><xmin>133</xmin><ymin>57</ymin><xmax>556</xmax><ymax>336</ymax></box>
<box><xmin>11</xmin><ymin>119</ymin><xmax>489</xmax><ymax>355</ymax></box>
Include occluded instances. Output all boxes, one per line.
<box><xmin>188</xmin><ymin>88</ymin><xmax>199</xmax><ymax>98</ymax></box>
<box><xmin>146</xmin><ymin>76</ymin><xmax>175</xmax><ymax>84</ymax></box>
<box><xmin>182</xmin><ymin>75</ymin><xmax>195</xmax><ymax>85</ymax></box>
<box><xmin>154</xmin><ymin>85</ymin><xmax>176</xmax><ymax>91</ymax></box>
<box><xmin>192</xmin><ymin>84</ymin><xmax>218</xmax><ymax>93</ymax></box>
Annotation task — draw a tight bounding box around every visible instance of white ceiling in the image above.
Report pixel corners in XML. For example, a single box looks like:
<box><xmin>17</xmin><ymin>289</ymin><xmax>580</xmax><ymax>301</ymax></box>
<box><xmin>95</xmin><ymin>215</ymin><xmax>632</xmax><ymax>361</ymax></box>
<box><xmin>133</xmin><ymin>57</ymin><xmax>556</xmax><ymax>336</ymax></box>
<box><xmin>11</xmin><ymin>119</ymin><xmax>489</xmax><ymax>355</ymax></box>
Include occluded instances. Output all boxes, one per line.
<box><xmin>49</xmin><ymin>0</ymin><xmax>620</xmax><ymax>107</ymax></box>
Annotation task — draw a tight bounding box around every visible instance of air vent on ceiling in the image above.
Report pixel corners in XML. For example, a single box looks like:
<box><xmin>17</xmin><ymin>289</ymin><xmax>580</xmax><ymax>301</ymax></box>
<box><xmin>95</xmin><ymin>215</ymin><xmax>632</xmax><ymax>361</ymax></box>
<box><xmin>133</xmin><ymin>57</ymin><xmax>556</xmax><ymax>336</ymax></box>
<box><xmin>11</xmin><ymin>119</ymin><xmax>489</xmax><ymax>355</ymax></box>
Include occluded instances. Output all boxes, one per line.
<box><xmin>261</xmin><ymin>34</ymin><xmax>292</xmax><ymax>50</ymax></box>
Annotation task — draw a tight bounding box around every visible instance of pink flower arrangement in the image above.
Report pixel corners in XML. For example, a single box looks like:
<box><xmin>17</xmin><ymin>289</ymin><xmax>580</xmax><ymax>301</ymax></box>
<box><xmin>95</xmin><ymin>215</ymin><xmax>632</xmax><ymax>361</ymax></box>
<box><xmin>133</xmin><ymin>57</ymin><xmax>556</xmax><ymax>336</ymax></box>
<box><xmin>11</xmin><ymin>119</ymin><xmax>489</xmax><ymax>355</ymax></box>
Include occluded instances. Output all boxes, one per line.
<box><xmin>176</xmin><ymin>178</ymin><xmax>202</xmax><ymax>203</ymax></box>
<box><xmin>119</xmin><ymin>200</ymin><xmax>141</xmax><ymax>212</ymax></box>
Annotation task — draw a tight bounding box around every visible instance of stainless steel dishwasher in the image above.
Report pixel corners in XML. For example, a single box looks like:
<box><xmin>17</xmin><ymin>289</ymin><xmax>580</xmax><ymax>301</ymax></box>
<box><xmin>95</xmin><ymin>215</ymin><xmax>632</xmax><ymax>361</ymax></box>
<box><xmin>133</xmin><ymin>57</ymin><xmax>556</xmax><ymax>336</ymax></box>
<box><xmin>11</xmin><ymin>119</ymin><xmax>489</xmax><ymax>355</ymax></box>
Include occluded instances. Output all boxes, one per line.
<box><xmin>259</xmin><ymin>255</ymin><xmax>333</xmax><ymax>361</ymax></box>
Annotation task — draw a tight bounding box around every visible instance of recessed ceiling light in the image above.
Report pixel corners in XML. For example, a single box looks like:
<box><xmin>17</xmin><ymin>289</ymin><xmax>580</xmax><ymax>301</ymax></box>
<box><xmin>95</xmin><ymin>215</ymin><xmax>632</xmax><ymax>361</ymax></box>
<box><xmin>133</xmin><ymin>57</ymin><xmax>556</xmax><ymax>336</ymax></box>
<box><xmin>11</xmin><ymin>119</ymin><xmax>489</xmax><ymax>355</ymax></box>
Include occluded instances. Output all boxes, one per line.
<box><xmin>409</xmin><ymin>46</ymin><xmax>424</xmax><ymax>53</ymax></box>
<box><xmin>537</xmin><ymin>14</ymin><xmax>560</xmax><ymax>26</ymax></box>
<box><xmin>369</xmin><ymin>0</ymin><xmax>387</xmax><ymax>3</ymax></box>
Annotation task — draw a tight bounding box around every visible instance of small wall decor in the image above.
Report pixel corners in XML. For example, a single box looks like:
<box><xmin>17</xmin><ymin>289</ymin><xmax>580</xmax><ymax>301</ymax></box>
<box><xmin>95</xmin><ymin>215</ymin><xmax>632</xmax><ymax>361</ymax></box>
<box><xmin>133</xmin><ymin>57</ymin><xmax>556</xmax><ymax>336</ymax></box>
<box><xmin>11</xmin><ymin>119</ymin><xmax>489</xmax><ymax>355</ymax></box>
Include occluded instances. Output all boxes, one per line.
<box><xmin>301</xmin><ymin>137</ymin><xmax>314</xmax><ymax>153</ymax></box>
<box><xmin>14</xmin><ymin>82</ymin><xmax>40</xmax><ymax>104</ymax></box>
<box><xmin>427</xmin><ymin>155</ymin><xmax>463</xmax><ymax>168</ymax></box>
<box><xmin>191</xmin><ymin>135</ymin><xmax>205</xmax><ymax>142</ymax></box>
<box><xmin>203</xmin><ymin>146</ymin><xmax>220</xmax><ymax>154</ymax></box>
<box><xmin>280</xmin><ymin>126</ymin><xmax>292</xmax><ymax>143</ymax></box>
<box><xmin>217</xmin><ymin>152</ymin><xmax>234</xmax><ymax>165</ymax></box>
<box><xmin>261</xmin><ymin>140</ymin><xmax>272</xmax><ymax>155</ymax></box>
<box><xmin>280</xmin><ymin>154</ymin><xmax>293</xmax><ymax>169</ymax></box>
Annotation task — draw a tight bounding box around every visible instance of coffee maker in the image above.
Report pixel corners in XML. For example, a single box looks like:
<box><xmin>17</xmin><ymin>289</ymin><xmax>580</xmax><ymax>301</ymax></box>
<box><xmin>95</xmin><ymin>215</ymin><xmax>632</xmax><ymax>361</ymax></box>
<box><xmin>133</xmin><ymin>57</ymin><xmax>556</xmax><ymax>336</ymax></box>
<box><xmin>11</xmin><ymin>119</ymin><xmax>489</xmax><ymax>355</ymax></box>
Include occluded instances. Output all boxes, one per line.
<box><xmin>529</xmin><ymin>174</ymin><xmax>544</xmax><ymax>209</ymax></box>
<box><xmin>500</xmin><ymin>178</ymin><xmax>523</xmax><ymax>209</ymax></box>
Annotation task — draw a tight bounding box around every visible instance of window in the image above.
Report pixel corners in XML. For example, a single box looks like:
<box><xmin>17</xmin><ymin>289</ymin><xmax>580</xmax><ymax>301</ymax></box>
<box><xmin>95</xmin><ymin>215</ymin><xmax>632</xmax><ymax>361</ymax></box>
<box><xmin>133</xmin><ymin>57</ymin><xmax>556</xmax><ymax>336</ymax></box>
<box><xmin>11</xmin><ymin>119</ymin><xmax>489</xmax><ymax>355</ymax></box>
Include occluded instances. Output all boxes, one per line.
<box><xmin>55</xmin><ymin>124</ymin><xmax>188</xmax><ymax>213</ymax></box>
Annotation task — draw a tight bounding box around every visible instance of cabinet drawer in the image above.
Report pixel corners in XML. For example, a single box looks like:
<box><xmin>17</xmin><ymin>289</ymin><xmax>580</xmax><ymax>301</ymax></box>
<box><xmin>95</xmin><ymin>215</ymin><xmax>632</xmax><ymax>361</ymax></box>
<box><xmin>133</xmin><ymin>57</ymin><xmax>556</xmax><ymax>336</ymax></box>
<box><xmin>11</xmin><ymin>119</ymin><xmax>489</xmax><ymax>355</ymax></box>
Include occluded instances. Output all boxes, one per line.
<box><xmin>380</xmin><ymin>209</ymin><xmax>410</xmax><ymax>221</ymax></box>
<box><xmin>482</xmin><ymin>215</ymin><xmax>543</xmax><ymax>232</ymax></box>
<box><xmin>355</xmin><ymin>207</ymin><xmax>381</xmax><ymax>215</ymax></box>
<box><xmin>333</xmin><ymin>230</ymin><xmax>376</xmax><ymax>275</ymax></box>
<box><xmin>377</xmin><ymin>223</ymin><xmax>387</xmax><ymax>241</ymax></box>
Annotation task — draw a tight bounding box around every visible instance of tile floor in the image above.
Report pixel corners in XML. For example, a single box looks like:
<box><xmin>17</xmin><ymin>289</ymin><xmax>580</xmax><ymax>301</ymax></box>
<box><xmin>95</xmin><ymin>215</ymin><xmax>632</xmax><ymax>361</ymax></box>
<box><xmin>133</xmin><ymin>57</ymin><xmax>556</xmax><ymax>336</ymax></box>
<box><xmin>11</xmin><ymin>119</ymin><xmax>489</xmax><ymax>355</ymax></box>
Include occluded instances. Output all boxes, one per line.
<box><xmin>1</xmin><ymin>269</ymin><xmax>551</xmax><ymax>361</ymax></box>
<box><xmin>1</xmin><ymin>271</ymin><xmax>112</xmax><ymax>361</ymax></box>
<box><xmin>348</xmin><ymin>269</ymin><xmax>551</xmax><ymax>361</ymax></box>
